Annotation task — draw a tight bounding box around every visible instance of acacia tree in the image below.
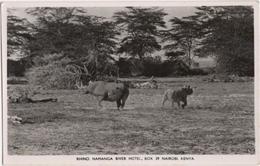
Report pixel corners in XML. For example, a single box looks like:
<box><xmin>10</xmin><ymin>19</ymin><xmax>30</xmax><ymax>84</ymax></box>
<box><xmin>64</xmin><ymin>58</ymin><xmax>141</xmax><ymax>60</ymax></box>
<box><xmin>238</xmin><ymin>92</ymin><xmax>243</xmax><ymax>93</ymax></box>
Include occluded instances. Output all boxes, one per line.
<box><xmin>7</xmin><ymin>12</ymin><xmax>32</xmax><ymax>57</ymax></box>
<box><xmin>193</xmin><ymin>6</ymin><xmax>254</xmax><ymax>76</ymax></box>
<box><xmin>163</xmin><ymin>16</ymin><xmax>201</xmax><ymax>67</ymax></box>
<box><xmin>26</xmin><ymin>8</ymin><xmax>84</xmax><ymax>57</ymax></box>
<box><xmin>74</xmin><ymin>15</ymin><xmax>119</xmax><ymax>76</ymax></box>
<box><xmin>26</xmin><ymin>7</ymin><xmax>119</xmax><ymax>78</ymax></box>
<box><xmin>113</xmin><ymin>7</ymin><xmax>167</xmax><ymax>61</ymax></box>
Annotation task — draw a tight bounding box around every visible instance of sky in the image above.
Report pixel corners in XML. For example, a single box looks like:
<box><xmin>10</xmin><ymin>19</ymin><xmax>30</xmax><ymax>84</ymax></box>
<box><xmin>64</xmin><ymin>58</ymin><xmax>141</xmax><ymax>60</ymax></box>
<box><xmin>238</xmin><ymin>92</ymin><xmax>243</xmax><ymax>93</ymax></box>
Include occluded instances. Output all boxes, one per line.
<box><xmin>10</xmin><ymin>7</ymin><xmax>198</xmax><ymax>27</ymax></box>
<box><xmin>9</xmin><ymin>7</ymin><xmax>215</xmax><ymax>67</ymax></box>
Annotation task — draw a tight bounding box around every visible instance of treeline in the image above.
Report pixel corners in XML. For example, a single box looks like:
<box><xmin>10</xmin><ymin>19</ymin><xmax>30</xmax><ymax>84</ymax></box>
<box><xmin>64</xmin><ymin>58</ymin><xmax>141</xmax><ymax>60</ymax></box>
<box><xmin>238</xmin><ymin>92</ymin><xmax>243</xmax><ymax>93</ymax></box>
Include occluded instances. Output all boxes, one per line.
<box><xmin>8</xmin><ymin>6</ymin><xmax>254</xmax><ymax>84</ymax></box>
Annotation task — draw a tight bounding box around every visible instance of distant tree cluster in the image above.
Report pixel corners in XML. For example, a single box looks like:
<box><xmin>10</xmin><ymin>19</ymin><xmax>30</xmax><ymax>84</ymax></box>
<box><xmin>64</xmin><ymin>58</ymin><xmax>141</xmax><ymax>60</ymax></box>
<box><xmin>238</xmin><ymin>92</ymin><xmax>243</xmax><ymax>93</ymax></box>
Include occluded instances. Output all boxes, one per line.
<box><xmin>194</xmin><ymin>6</ymin><xmax>254</xmax><ymax>76</ymax></box>
<box><xmin>7</xmin><ymin>6</ymin><xmax>254</xmax><ymax>86</ymax></box>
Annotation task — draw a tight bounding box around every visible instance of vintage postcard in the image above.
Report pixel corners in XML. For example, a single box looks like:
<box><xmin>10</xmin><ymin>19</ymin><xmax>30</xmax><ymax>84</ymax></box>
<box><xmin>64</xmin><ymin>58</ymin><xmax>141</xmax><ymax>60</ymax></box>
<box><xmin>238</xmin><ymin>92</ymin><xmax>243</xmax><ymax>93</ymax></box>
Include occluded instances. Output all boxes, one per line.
<box><xmin>1</xmin><ymin>0</ymin><xmax>259</xmax><ymax>165</ymax></box>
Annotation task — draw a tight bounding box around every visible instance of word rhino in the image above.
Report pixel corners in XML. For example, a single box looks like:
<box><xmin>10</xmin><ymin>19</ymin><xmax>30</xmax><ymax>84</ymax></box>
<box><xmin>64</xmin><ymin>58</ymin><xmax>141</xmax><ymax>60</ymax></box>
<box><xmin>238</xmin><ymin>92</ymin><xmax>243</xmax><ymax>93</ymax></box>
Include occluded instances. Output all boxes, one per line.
<box><xmin>85</xmin><ymin>81</ymin><xmax>129</xmax><ymax>110</ymax></box>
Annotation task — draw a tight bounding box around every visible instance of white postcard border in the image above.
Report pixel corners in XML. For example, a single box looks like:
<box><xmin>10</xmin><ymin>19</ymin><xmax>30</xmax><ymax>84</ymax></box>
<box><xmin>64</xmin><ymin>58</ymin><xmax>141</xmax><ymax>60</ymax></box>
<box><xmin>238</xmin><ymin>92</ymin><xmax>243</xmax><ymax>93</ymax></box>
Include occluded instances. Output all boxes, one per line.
<box><xmin>1</xmin><ymin>1</ymin><xmax>259</xmax><ymax>165</ymax></box>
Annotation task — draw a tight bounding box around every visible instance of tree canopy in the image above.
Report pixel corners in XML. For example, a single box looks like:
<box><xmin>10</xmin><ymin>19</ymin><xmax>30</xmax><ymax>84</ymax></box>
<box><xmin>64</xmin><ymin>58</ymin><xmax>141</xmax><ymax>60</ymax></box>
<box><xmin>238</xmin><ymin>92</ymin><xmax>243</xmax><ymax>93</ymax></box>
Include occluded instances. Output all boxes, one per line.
<box><xmin>193</xmin><ymin>6</ymin><xmax>254</xmax><ymax>76</ymax></box>
<box><xmin>114</xmin><ymin>7</ymin><xmax>167</xmax><ymax>60</ymax></box>
<box><xmin>7</xmin><ymin>6</ymin><xmax>255</xmax><ymax>80</ymax></box>
<box><xmin>25</xmin><ymin>7</ymin><xmax>119</xmax><ymax>77</ymax></box>
<box><xmin>7</xmin><ymin>13</ymin><xmax>32</xmax><ymax>57</ymax></box>
<box><xmin>163</xmin><ymin>16</ymin><xmax>201</xmax><ymax>66</ymax></box>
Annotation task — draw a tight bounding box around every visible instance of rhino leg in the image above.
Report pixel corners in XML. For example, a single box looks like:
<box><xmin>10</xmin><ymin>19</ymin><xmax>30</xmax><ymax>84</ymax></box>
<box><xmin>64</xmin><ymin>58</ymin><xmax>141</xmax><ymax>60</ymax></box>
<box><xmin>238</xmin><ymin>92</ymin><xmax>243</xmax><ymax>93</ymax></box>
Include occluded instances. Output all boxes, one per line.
<box><xmin>171</xmin><ymin>100</ymin><xmax>175</xmax><ymax>108</ymax></box>
<box><xmin>181</xmin><ymin>98</ymin><xmax>187</xmax><ymax>109</ymax></box>
<box><xmin>96</xmin><ymin>96</ymin><xmax>104</xmax><ymax>109</ymax></box>
<box><xmin>120</xmin><ymin>89</ymin><xmax>129</xmax><ymax>109</ymax></box>
<box><xmin>177</xmin><ymin>101</ymin><xmax>181</xmax><ymax>109</ymax></box>
<box><xmin>161</xmin><ymin>95</ymin><xmax>167</xmax><ymax>107</ymax></box>
<box><xmin>116</xmin><ymin>100</ymin><xmax>121</xmax><ymax>110</ymax></box>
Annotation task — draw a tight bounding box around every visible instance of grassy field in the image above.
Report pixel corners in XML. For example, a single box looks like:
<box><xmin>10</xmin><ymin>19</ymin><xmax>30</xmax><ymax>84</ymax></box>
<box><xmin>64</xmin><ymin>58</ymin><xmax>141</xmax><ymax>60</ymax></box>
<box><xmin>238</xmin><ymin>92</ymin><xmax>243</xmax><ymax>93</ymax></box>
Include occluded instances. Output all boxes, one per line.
<box><xmin>8</xmin><ymin>76</ymin><xmax>255</xmax><ymax>155</ymax></box>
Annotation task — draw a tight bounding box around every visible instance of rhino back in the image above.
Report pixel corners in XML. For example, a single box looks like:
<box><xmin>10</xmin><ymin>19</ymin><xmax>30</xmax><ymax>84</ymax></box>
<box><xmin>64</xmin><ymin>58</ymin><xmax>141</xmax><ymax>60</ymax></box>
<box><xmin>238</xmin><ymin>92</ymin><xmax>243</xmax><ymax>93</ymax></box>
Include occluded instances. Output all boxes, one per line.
<box><xmin>88</xmin><ymin>81</ymin><xmax>126</xmax><ymax>96</ymax></box>
<box><xmin>105</xmin><ymin>82</ymin><xmax>125</xmax><ymax>90</ymax></box>
<box><xmin>86</xmin><ymin>81</ymin><xmax>105</xmax><ymax>95</ymax></box>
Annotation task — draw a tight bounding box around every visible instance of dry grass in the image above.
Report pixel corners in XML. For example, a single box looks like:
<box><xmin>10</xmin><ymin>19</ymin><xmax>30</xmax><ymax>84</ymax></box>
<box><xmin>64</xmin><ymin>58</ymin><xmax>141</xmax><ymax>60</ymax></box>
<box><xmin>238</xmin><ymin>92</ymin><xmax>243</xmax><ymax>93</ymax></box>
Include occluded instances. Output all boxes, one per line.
<box><xmin>8</xmin><ymin>76</ymin><xmax>254</xmax><ymax>155</ymax></box>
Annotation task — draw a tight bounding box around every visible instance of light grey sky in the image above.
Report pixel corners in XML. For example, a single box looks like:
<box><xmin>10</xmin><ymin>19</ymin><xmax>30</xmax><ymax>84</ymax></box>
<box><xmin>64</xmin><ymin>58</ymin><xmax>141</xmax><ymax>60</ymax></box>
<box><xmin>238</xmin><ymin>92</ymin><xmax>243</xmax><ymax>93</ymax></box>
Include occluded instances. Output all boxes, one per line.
<box><xmin>10</xmin><ymin>7</ymin><xmax>198</xmax><ymax>27</ymax></box>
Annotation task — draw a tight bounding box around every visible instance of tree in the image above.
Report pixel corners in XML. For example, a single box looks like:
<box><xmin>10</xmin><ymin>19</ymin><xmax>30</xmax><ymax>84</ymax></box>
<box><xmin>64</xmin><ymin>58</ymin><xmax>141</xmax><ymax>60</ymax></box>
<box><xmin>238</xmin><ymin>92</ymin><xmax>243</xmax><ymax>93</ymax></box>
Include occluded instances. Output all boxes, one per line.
<box><xmin>74</xmin><ymin>15</ymin><xmax>119</xmax><ymax>76</ymax></box>
<box><xmin>113</xmin><ymin>7</ymin><xmax>167</xmax><ymax>61</ymax></box>
<box><xmin>7</xmin><ymin>11</ymin><xmax>32</xmax><ymax>57</ymax></box>
<box><xmin>26</xmin><ymin>7</ymin><xmax>119</xmax><ymax>79</ymax></box>
<box><xmin>164</xmin><ymin>51</ymin><xmax>185</xmax><ymax>60</ymax></box>
<box><xmin>163</xmin><ymin>16</ymin><xmax>201</xmax><ymax>67</ymax></box>
<box><xmin>26</xmin><ymin>7</ymin><xmax>89</xmax><ymax>58</ymax></box>
<box><xmin>193</xmin><ymin>6</ymin><xmax>254</xmax><ymax>76</ymax></box>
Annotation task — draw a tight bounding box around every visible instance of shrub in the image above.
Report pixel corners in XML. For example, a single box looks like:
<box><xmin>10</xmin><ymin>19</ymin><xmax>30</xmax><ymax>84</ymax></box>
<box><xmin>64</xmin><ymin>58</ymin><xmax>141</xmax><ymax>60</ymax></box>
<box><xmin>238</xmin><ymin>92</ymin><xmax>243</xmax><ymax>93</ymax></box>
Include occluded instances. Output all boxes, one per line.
<box><xmin>189</xmin><ymin>68</ymin><xmax>208</xmax><ymax>75</ymax></box>
<box><xmin>118</xmin><ymin>58</ymin><xmax>144</xmax><ymax>77</ymax></box>
<box><xmin>118</xmin><ymin>56</ymin><xmax>199</xmax><ymax>77</ymax></box>
<box><xmin>25</xmin><ymin>53</ymin><xmax>83</xmax><ymax>89</ymax></box>
<box><xmin>32</xmin><ymin>53</ymin><xmax>69</xmax><ymax>67</ymax></box>
<box><xmin>161</xmin><ymin>60</ymin><xmax>191</xmax><ymax>77</ymax></box>
<box><xmin>142</xmin><ymin>56</ymin><xmax>163</xmax><ymax>77</ymax></box>
<box><xmin>26</xmin><ymin>64</ymin><xmax>79</xmax><ymax>89</ymax></box>
<box><xmin>7</xmin><ymin>59</ymin><xmax>26</xmax><ymax>77</ymax></box>
<box><xmin>8</xmin><ymin>85</ymin><xmax>36</xmax><ymax>103</ymax></box>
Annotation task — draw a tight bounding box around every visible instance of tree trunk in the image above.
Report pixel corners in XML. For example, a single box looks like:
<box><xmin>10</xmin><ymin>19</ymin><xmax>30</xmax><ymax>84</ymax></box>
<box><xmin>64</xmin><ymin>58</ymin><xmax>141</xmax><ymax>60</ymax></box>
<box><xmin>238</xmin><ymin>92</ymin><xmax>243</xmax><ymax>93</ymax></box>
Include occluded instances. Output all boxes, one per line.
<box><xmin>188</xmin><ymin>48</ymin><xmax>191</xmax><ymax>67</ymax></box>
<box><xmin>138</xmin><ymin>51</ymin><xmax>145</xmax><ymax>62</ymax></box>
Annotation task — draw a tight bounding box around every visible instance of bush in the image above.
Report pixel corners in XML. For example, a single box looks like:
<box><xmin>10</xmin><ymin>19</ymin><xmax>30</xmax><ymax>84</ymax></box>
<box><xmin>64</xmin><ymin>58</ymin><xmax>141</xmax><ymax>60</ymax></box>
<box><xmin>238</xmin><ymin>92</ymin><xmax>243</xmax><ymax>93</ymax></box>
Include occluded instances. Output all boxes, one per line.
<box><xmin>143</xmin><ymin>56</ymin><xmax>162</xmax><ymax>77</ymax></box>
<box><xmin>189</xmin><ymin>68</ymin><xmax>208</xmax><ymax>75</ymax></box>
<box><xmin>25</xmin><ymin>53</ymin><xmax>83</xmax><ymax>89</ymax></box>
<box><xmin>26</xmin><ymin>64</ymin><xmax>80</xmax><ymax>89</ymax></box>
<box><xmin>8</xmin><ymin>59</ymin><xmax>26</xmax><ymax>77</ymax></box>
<box><xmin>216</xmin><ymin>55</ymin><xmax>254</xmax><ymax>76</ymax></box>
<box><xmin>7</xmin><ymin>57</ymin><xmax>33</xmax><ymax>77</ymax></box>
<box><xmin>119</xmin><ymin>56</ymin><xmax>201</xmax><ymax>77</ymax></box>
<box><xmin>8</xmin><ymin>85</ymin><xmax>36</xmax><ymax>103</ymax></box>
<box><xmin>32</xmin><ymin>53</ymin><xmax>69</xmax><ymax>67</ymax></box>
<box><xmin>117</xmin><ymin>58</ymin><xmax>144</xmax><ymax>77</ymax></box>
<box><xmin>163</xmin><ymin>60</ymin><xmax>191</xmax><ymax>76</ymax></box>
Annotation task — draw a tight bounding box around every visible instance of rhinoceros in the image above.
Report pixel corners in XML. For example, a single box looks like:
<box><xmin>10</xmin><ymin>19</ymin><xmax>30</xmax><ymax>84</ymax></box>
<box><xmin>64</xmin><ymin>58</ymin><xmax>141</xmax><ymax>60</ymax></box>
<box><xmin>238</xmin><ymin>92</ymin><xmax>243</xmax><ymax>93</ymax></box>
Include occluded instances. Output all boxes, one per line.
<box><xmin>85</xmin><ymin>81</ymin><xmax>129</xmax><ymax>110</ymax></box>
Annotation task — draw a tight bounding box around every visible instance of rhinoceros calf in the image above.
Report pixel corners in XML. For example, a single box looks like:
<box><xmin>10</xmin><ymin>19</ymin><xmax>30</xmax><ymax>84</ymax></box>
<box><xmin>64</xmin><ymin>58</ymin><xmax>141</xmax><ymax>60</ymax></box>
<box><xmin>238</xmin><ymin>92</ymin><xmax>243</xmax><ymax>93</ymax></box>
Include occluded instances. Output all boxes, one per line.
<box><xmin>85</xmin><ymin>81</ymin><xmax>129</xmax><ymax>110</ymax></box>
<box><xmin>161</xmin><ymin>85</ymin><xmax>194</xmax><ymax>109</ymax></box>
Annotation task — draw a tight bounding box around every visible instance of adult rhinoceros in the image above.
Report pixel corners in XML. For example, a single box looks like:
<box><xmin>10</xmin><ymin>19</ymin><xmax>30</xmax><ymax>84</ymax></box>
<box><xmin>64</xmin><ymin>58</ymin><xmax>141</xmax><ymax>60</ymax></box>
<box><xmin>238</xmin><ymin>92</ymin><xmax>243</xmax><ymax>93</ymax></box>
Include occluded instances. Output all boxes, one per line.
<box><xmin>85</xmin><ymin>81</ymin><xmax>129</xmax><ymax>110</ymax></box>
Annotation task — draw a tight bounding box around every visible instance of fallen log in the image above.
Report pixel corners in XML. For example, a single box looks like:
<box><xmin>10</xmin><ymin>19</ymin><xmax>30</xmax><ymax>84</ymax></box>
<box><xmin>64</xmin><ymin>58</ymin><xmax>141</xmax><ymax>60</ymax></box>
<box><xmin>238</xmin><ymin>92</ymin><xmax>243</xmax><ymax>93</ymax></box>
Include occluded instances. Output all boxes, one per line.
<box><xmin>27</xmin><ymin>98</ymin><xmax>58</xmax><ymax>103</ymax></box>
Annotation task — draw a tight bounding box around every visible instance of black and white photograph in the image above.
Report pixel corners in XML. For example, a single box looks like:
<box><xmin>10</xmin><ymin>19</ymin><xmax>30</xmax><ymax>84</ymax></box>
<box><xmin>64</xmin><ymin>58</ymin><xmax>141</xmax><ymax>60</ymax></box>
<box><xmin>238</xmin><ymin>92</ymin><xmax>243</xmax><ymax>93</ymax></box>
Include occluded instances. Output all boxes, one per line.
<box><xmin>1</xmin><ymin>1</ymin><xmax>259</xmax><ymax>165</ymax></box>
